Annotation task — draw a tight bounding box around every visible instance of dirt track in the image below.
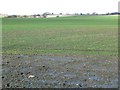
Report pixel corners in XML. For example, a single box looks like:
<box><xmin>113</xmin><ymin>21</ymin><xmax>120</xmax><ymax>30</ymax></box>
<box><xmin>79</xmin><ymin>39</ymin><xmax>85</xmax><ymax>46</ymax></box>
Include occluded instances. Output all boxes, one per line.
<box><xmin>2</xmin><ymin>54</ymin><xmax>118</xmax><ymax>88</ymax></box>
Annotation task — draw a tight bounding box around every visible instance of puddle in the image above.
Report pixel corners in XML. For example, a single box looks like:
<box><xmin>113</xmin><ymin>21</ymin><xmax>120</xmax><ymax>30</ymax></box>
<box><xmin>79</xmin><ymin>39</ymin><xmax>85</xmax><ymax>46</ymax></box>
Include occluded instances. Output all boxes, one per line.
<box><xmin>35</xmin><ymin>55</ymin><xmax>78</xmax><ymax>61</ymax></box>
<box><xmin>89</xmin><ymin>76</ymin><xmax>103</xmax><ymax>81</ymax></box>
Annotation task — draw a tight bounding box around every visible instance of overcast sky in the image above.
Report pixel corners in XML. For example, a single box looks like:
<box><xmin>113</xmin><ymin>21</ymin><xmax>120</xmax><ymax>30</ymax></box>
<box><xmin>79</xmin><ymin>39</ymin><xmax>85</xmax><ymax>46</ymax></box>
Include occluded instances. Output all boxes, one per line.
<box><xmin>0</xmin><ymin>0</ymin><xmax>119</xmax><ymax>15</ymax></box>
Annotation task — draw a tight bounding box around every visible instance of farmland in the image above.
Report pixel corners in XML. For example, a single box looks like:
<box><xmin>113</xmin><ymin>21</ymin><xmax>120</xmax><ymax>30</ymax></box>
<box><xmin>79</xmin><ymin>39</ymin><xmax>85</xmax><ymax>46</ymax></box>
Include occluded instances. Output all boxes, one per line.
<box><xmin>2</xmin><ymin>16</ymin><xmax>118</xmax><ymax>55</ymax></box>
<box><xmin>2</xmin><ymin>16</ymin><xmax>118</xmax><ymax>88</ymax></box>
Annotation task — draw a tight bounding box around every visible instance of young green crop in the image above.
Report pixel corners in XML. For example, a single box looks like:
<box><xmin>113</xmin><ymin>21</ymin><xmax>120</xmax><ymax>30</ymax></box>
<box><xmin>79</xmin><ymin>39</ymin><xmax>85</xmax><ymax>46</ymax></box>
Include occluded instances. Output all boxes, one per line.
<box><xmin>2</xmin><ymin>16</ymin><xmax>118</xmax><ymax>56</ymax></box>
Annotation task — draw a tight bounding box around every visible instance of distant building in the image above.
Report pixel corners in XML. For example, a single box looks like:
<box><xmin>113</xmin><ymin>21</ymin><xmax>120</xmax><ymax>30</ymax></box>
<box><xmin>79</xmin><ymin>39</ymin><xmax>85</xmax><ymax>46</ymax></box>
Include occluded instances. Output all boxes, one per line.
<box><xmin>0</xmin><ymin>14</ymin><xmax>8</xmax><ymax>18</ymax></box>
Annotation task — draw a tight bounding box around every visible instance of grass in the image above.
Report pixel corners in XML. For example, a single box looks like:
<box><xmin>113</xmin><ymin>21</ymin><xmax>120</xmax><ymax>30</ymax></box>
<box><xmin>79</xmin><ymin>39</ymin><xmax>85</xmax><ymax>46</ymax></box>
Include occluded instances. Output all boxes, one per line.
<box><xmin>2</xmin><ymin>15</ymin><xmax>118</xmax><ymax>56</ymax></box>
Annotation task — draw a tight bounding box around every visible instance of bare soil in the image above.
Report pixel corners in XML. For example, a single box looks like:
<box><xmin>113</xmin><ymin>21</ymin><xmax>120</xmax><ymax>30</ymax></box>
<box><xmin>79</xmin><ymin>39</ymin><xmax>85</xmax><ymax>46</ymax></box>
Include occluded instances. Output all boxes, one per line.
<box><xmin>2</xmin><ymin>54</ymin><xmax>118</xmax><ymax>88</ymax></box>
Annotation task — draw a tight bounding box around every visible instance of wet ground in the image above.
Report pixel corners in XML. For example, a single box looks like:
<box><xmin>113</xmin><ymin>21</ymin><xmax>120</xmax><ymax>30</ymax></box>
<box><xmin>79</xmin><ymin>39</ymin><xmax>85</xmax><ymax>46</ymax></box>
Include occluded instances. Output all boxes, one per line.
<box><xmin>2</xmin><ymin>54</ymin><xmax>118</xmax><ymax>88</ymax></box>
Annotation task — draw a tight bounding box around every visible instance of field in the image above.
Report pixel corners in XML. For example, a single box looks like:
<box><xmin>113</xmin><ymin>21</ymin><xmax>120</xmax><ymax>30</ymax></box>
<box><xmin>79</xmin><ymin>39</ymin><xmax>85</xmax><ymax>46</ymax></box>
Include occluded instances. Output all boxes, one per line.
<box><xmin>2</xmin><ymin>16</ymin><xmax>118</xmax><ymax>55</ymax></box>
<box><xmin>2</xmin><ymin>16</ymin><xmax>118</xmax><ymax>88</ymax></box>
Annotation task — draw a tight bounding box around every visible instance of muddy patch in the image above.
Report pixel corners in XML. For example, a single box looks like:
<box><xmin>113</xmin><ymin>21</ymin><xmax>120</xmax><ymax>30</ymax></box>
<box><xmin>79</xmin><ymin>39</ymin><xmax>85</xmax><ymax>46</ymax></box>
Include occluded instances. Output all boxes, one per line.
<box><xmin>2</xmin><ymin>55</ymin><xmax>118</xmax><ymax>88</ymax></box>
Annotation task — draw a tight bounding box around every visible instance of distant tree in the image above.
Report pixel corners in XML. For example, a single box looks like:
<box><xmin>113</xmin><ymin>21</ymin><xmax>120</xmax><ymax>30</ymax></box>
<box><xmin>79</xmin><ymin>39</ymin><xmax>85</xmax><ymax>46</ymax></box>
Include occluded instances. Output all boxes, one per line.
<box><xmin>43</xmin><ymin>12</ymin><xmax>50</xmax><ymax>15</ymax></box>
<box><xmin>92</xmin><ymin>12</ymin><xmax>98</xmax><ymax>15</ymax></box>
<box><xmin>87</xmin><ymin>13</ymin><xmax>90</xmax><ymax>15</ymax></box>
<box><xmin>56</xmin><ymin>16</ymin><xmax>59</xmax><ymax>18</ymax></box>
<box><xmin>74</xmin><ymin>13</ymin><xmax>79</xmax><ymax>15</ymax></box>
<box><xmin>36</xmin><ymin>14</ymin><xmax>40</xmax><ymax>16</ymax></box>
<box><xmin>106</xmin><ymin>12</ymin><xmax>110</xmax><ymax>15</ymax></box>
<box><xmin>110</xmin><ymin>12</ymin><xmax>120</xmax><ymax>15</ymax></box>
<box><xmin>42</xmin><ymin>14</ymin><xmax>47</xmax><ymax>18</ymax></box>
<box><xmin>33</xmin><ymin>14</ymin><xmax>36</xmax><ymax>18</ymax></box>
<box><xmin>42</xmin><ymin>12</ymin><xmax>51</xmax><ymax>18</ymax></box>
<box><xmin>23</xmin><ymin>15</ymin><xmax>28</xmax><ymax>18</ymax></box>
<box><xmin>80</xmin><ymin>13</ymin><xmax>82</xmax><ymax>15</ymax></box>
<box><xmin>7</xmin><ymin>15</ymin><xmax>17</xmax><ymax>18</ymax></box>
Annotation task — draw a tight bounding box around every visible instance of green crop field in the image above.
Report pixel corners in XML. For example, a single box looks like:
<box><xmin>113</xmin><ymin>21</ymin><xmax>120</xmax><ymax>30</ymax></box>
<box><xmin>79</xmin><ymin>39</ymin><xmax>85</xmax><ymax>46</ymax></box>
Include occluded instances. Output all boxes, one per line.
<box><xmin>2</xmin><ymin>16</ymin><xmax>118</xmax><ymax>56</ymax></box>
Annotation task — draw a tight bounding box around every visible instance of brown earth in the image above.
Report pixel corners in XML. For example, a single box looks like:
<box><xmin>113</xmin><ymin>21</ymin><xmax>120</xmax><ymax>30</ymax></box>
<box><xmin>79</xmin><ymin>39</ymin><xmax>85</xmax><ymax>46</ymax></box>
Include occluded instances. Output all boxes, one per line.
<box><xmin>2</xmin><ymin>54</ymin><xmax>118</xmax><ymax>88</ymax></box>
